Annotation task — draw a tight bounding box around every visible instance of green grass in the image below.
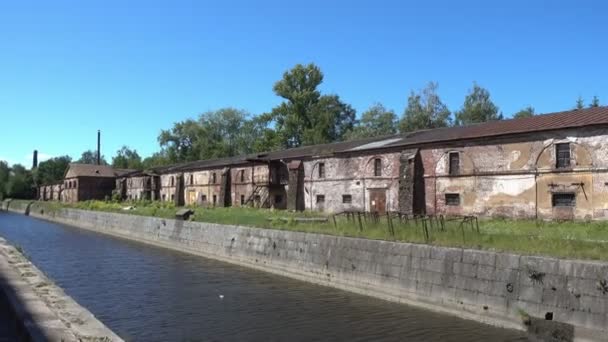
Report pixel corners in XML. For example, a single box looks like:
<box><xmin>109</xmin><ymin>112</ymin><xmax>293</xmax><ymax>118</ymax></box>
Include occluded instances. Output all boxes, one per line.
<box><xmin>15</xmin><ymin>199</ymin><xmax>608</xmax><ymax>261</ymax></box>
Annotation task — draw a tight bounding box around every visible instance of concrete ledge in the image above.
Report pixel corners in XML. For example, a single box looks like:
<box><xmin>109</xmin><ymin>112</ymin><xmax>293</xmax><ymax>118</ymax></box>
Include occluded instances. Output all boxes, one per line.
<box><xmin>0</xmin><ymin>237</ymin><xmax>123</xmax><ymax>341</ymax></box>
<box><xmin>20</xmin><ymin>204</ymin><xmax>608</xmax><ymax>341</ymax></box>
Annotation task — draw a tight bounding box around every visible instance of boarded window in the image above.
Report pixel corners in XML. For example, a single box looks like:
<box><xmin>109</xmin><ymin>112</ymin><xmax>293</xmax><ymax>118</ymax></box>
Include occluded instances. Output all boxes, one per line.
<box><xmin>275</xmin><ymin>195</ymin><xmax>283</xmax><ymax>204</ymax></box>
<box><xmin>449</xmin><ymin>152</ymin><xmax>460</xmax><ymax>176</ymax></box>
<box><xmin>212</xmin><ymin>195</ymin><xmax>217</xmax><ymax>205</ymax></box>
<box><xmin>316</xmin><ymin>195</ymin><xmax>325</xmax><ymax>203</ymax></box>
<box><xmin>445</xmin><ymin>193</ymin><xmax>460</xmax><ymax>206</ymax></box>
<box><xmin>552</xmin><ymin>193</ymin><xmax>575</xmax><ymax>207</ymax></box>
<box><xmin>556</xmin><ymin>143</ymin><xmax>571</xmax><ymax>169</ymax></box>
<box><xmin>212</xmin><ymin>173</ymin><xmax>217</xmax><ymax>184</ymax></box>
<box><xmin>342</xmin><ymin>194</ymin><xmax>352</xmax><ymax>204</ymax></box>
<box><xmin>374</xmin><ymin>158</ymin><xmax>382</xmax><ymax>177</ymax></box>
<box><xmin>240</xmin><ymin>195</ymin><xmax>245</xmax><ymax>205</ymax></box>
<box><xmin>318</xmin><ymin>163</ymin><xmax>325</xmax><ymax>178</ymax></box>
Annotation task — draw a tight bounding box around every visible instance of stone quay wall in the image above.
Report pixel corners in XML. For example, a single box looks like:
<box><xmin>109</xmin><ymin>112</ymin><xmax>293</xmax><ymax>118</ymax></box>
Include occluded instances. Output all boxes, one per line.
<box><xmin>6</xmin><ymin>202</ymin><xmax>608</xmax><ymax>341</ymax></box>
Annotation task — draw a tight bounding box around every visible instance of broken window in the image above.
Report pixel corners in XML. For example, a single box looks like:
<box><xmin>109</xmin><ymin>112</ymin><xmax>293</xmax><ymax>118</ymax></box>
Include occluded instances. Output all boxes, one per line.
<box><xmin>201</xmin><ymin>194</ymin><xmax>207</xmax><ymax>202</ymax></box>
<box><xmin>318</xmin><ymin>163</ymin><xmax>325</xmax><ymax>178</ymax></box>
<box><xmin>316</xmin><ymin>194</ymin><xmax>325</xmax><ymax>203</ymax></box>
<box><xmin>212</xmin><ymin>194</ymin><xmax>217</xmax><ymax>205</ymax></box>
<box><xmin>342</xmin><ymin>194</ymin><xmax>352</xmax><ymax>204</ymax></box>
<box><xmin>374</xmin><ymin>158</ymin><xmax>382</xmax><ymax>177</ymax></box>
<box><xmin>240</xmin><ymin>195</ymin><xmax>245</xmax><ymax>205</ymax></box>
<box><xmin>212</xmin><ymin>173</ymin><xmax>217</xmax><ymax>184</ymax></box>
<box><xmin>552</xmin><ymin>193</ymin><xmax>575</xmax><ymax>207</ymax></box>
<box><xmin>190</xmin><ymin>174</ymin><xmax>194</xmax><ymax>185</ymax></box>
<box><xmin>449</xmin><ymin>152</ymin><xmax>460</xmax><ymax>176</ymax></box>
<box><xmin>162</xmin><ymin>194</ymin><xmax>166</xmax><ymax>201</ymax></box>
<box><xmin>240</xmin><ymin>170</ymin><xmax>245</xmax><ymax>182</ymax></box>
<box><xmin>170</xmin><ymin>177</ymin><xmax>175</xmax><ymax>187</ymax></box>
<box><xmin>171</xmin><ymin>194</ymin><xmax>175</xmax><ymax>201</ymax></box>
<box><xmin>445</xmin><ymin>193</ymin><xmax>460</xmax><ymax>206</ymax></box>
<box><xmin>556</xmin><ymin>143</ymin><xmax>571</xmax><ymax>169</ymax></box>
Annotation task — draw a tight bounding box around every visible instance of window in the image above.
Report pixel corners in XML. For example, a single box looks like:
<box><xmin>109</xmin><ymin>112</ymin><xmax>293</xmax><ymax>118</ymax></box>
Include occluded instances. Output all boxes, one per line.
<box><xmin>171</xmin><ymin>194</ymin><xmax>175</xmax><ymax>201</ymax></box>
<box><xmin>318</xmin><ymin>163</ymin><xmax>325</xmax><ymax>178</ymax></box>
<box><xmin>275</xmin><ymin>195</ymin><xmax>283</xmax><ymax>204</ymax></box>
<box><xmin>445</xmin><ymin>193</ymin><xmax>460</xmax><ymax>206</ymax></box>
<box><xmin>170</xmin><ymin>177</ymin><xmax>175</xmax><ymax>187</ymax></box>
<box><xmin>449</xmin><ymin>152</ymin><xmax>460</xmax><ymax>176</ymax></box>
<box><xmin>552</xmin><ymin>193</ymin><xmax>575</xmax><ymax>207</ymax></box>
<box><xmin>240</xmin><ymin>170</ymin><xmax>245</xmax><ymax>182</ymax></box>
<box><xmin>212</xmin><ymin>195</ymin><xmax>217</xmax><ymax>205</ymax></box>
<box><xmin>240</xmin><ymin>195</ymin><xmax>245</xmax><ymax>205</ymax></box>
<box><xmin>201</xmin><ymin>194</ymin><xmax>207</xmax><ymax>202</ymax></box>
<box><xmin>212</xmin><ymin>173</ymin><xmax>217</xmax><ymax>184</ymax></box>
<box><xmin>342</xmin><ymin>194</ymin><xmax>352</xmax><ymax>204</ymax></box>
<box><xmin>254</xmin><ymin>195</ymin><xmax>261</xmax><ymax>203</ymax></box>
<box><xmin>316</xmin><ymin>195</ymin><xmax>325</xmax><ymax>203</ymax></box>
<box><xmin>162</xmin><ymin>194</ymin><xmax>166</xmax><ymax>201</ymax></box>
<box><xmin>374</xmin><ymin>158</ymin><xmax>382</xmax><ymax>177</ymax></box>
<box><xmin>190</xmin><ymin>174</ymin><xmax>194</xmax><ymax>185</ymax></box>
<box><xmin>556</xmin><ymin>143</ymin><xmax>571</xmax><ymax>169</ymax></box>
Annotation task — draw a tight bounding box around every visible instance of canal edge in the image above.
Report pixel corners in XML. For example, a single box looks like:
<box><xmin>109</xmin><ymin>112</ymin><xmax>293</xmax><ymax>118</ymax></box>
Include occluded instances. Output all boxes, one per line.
<box><xmin>0</xmin><ymin>236</ymin><xmax>124</xmax><ymax>342</ymax></box>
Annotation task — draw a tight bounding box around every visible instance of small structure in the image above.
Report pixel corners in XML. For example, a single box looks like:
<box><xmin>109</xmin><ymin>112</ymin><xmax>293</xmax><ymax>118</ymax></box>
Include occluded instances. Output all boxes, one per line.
<box><xmin>62</xmin><ymin>164</ymin><xmax>133</xmax><ymax>203</ymax></box>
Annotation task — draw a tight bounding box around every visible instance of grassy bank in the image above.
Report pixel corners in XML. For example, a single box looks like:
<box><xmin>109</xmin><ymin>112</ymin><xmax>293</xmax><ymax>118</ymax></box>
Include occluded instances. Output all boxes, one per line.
<box><xmin>11</xmin><ymin>199</ymin><xmax>608</xmax><ymax>261</ymax></box>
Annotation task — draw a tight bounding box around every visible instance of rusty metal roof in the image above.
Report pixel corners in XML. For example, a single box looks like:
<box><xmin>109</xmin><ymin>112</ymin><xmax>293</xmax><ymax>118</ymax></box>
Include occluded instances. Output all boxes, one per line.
<box><xmin>64</xmin><ymin>164</ymin><xmax>127</xmax><ymax>178</ymax></box>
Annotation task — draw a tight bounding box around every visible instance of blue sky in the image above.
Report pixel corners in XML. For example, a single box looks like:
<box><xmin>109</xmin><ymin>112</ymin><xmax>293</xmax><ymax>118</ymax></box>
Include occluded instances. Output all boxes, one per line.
<box><xmin>0</xmin><ymin>0</ymin><xmax>606</xmax><ymax>167</ymax></box>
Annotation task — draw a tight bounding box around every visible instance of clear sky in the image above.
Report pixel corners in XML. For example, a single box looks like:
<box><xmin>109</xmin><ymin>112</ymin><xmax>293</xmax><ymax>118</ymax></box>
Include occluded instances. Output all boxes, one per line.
<box><xmin>0</xmin><ymin>0</ymin><xmax>606</xmax><ymax>167</ymax></box>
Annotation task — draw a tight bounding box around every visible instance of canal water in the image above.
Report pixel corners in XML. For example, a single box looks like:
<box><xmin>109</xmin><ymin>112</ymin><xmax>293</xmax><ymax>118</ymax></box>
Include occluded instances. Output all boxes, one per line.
<box><xmin>0</xmin><ymin>212</ymin><xmax>528</xmax><ymax>341</ymax></box>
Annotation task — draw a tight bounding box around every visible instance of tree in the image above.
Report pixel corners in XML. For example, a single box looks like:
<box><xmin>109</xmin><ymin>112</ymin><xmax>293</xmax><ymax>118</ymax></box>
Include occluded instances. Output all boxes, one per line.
<box><xmin>454</xmin><ymin>83</ymin><xmax>502</xmax><ymax>125</ymax></box>
<box><xmin>112</xmin><ymin>146</ymin><xmax>143</xmax><ymax>170</ymax></box>
<box><xmin>399</xmin><ymin>82</ymin><xmax>451</xmax><ymax>133</ymax></box>
<box><xmin>576</xmin><ymin>96</ymin><xmax>585</xmax><ymax>109</ymax></box>
<box><xmin>0</xmin><ymin>161</ymin><xmax>9</xmax><ymax>199</ymax></box>
<box><xmin>4</xmin><ymin>164</ymin><xmax>34</xmax><ymax>199</ymax></box>
<box><xmin>77</xmin><ymin>150</ymin><xmax>107</xmax><ymax>165</ymax></box>
<box><xmin>590</xmin><ymin>96</ymin><xmax>600</xmax><ymax>108</ymax></box>
<box><xmin>34</xmin><ymin>156</ymin><xmax>71</xmax><ymax>185</ymax></box>
<box><xmin>142</xmin><ymin>151</ymin><xmax>172</xmax><ymax>170</ymax></box>
<box><xmin>345</xmin><ymin>103</ymin><xmax>397</xmax><ymax>140</ymax></box>
<box><xmin>513</xmin><ymin>106</ymin><xmax>535</xmax><ymax>119</ymax></box>
<box><xmin>270</xmin><ymin>63</ymin><xmax>356</xmax><ymax>147</ymax></box>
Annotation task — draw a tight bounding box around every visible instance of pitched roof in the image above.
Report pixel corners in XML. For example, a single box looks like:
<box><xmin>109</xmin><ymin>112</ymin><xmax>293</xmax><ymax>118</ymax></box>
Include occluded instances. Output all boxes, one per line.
<box><xmin>64</xmin><ymin>164</ymin><xmax>128</xmax><ymax>178</ymax></box>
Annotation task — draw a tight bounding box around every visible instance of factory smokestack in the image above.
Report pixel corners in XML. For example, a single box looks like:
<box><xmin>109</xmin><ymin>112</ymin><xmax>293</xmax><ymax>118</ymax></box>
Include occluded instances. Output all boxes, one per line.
<box><xmin>32</xmin><ymin>150</ymin><xmax>38</xmax><ymax>169</ymax></box>
<box><xmin>97</xmin><ymin>130</ymin><xmax>101</xmax><ymax>165</ymax></box>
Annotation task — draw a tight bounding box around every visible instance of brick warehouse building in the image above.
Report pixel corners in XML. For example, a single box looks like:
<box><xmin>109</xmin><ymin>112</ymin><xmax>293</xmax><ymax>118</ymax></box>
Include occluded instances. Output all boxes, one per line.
<box><xmin>41</xmin><ymin>106</ymin><xmax>608</xmax><ymax>220</ymax></box>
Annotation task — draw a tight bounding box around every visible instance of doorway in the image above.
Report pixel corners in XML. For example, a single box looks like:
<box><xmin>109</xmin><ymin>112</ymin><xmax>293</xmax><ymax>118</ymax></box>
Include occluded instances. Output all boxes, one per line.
<box><xmin>368</xmin><ymin>189</ymin><xmax>387</xmax><ymax>214</ymax></box>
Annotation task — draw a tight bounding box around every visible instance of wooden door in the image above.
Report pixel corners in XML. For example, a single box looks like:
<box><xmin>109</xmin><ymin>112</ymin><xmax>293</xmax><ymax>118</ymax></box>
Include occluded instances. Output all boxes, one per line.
<box><xmin>188</xmin><ymin>190</ymin><xmax>197</xmax><ymax>205</ymax></box>
<box><xmin>368</xmin><ymin>189</ymin><xmax>387</xmax><ymax>214</ymax></box>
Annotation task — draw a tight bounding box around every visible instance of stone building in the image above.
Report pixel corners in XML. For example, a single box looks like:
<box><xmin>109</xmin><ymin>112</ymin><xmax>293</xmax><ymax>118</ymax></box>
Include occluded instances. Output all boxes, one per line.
<box><xmin>38</xmin><ymin>182</ymin><xmax>64</xmax><ymax>201</ymax></box>
<box><xmin>61</xmin><ymin>164</ymin><xmax>132</xmax><ymax>203</ymax></box>
<box><xmin>115</xmin><ymin>170</ymin><xmax>161</xmax><ymax>201</ymax></box>
<box><xmin>115</xmin><ymin>106</ymin><xmax>608</xmax><ymax>220</ymax></box>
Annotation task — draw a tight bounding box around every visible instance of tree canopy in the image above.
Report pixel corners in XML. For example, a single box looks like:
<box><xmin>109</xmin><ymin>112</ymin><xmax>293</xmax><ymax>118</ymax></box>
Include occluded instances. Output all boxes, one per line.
<box><xmin>400</xmin><ymin>82</ymin><xmax>451</xmax><ymax>133</ymax></box>
<box><xmin>576</xmin><ymin>96</ymin><xmax>585</xmax><ymax>109</ymax></box>
<box><xmin>77</xmin><ymin>150</ymin><xmax>108</xmax><ymax>165</ymax></box>
<box><xmin>345</xmin><ymin>103</ymin><xmax>397</xmax><ymax>140</ymax></box>
<box><xmin>590</xmin><ymin>96</ymin><xmax>600</xmax><ymax>108</ymax></box>
<box><xmin>513</xmin><ymin>106</ymin><xmax>535</xmax><ymax>119</ymax></box>
<box><xmin>112</xmin><ymin>146</ymin><xmax>142</xmax><ymax>170</ymax></box>
<box><xmin>34</xmin><ymin>156</ymin><xmax>71</xmax><ymax>185</ymax></box>
<box><xmin>270</xmin><ymin>63</ymin><xmax>356</xmax><ymax>147</ymax></box>
<box><xmin>454</xmin><ymin>83</ymin><xmax>502</xmax><ymax>125</ymax></box>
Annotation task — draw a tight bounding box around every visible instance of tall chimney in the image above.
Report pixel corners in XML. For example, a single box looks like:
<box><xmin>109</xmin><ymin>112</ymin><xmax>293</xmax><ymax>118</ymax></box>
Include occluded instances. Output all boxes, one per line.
<box><xmin>33</xmin><ymin>150</ymin><xmax>38</xmax><ymax>169</ymax></box>
<box><xmin>97</xmin><ymin>130</ymin><xmax>101</xmax><ymax>165</ymax></box>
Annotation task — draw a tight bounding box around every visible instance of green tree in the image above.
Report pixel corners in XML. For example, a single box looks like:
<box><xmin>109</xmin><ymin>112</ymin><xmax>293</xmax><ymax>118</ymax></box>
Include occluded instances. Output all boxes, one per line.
<box><xmin>5</xmin><ymin>164</ymin><xmax>34</xmax><ymax>199</ymax></box>
<box><xmin>513</xmin><ymin>106</ymin><xmax>535</xmax><ymax>119</ymax></box>
<box><xmin>34</xmin><ymin>156</ymin><xmax>71</xmax><ymax>185</ymax></box>
<box><xmin>142</xmin><ymin>151</ymin><xmax>172</xmax><ymax>170</ymax></box>
<box><xmin>0</xmin><ymin>161</ymin><xmax>10</xmax><ymax>199</ymax></box>
<box><xmin>345</xmin><ymin>103</ymin><xmax>397</xmax><ymax>140</ymax></box>
<box><xmin>270</xmin><ymin>63</ymin><xmax>356</xmax><ymax>147</ymax></box>
<box><xmin>454</xmin><ymin>83</ymin><xmax>502</xmax><ymax>125</ymax></box>
<box><xmin>590</xmin><ymin>96</ymin><xmax>600</xmax><ymax>108</ymax></box>
<box><xmin>112</xmin><ymin>146</ymin><xmax>143</xmax><ymax>170</ymax></box>
<box><xmin>576</xmin><ymin>96</ymin><xmax>585</xmax><ymax>109</ymax></box>
<box><xmin>77</xmin><ymin>150</ymin><xmax>108</xmax><ymax>165</ymax></box>
<box><xmin>399</xmin><ymin>82</ymin><xmax>451</xmax><ymax>133</ymax></box>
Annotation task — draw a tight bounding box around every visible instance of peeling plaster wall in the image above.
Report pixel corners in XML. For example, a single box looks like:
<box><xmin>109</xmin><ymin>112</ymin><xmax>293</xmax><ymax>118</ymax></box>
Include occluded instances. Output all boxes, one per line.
<box><xmin>303</xmin><ymin>152</ymin><xmax>400</xmax><ymax>213</ymax></box>
<box><xmin>423</xmin><ymin>127</ymin><xmax>608</xmax><ymax>219</ymax></box>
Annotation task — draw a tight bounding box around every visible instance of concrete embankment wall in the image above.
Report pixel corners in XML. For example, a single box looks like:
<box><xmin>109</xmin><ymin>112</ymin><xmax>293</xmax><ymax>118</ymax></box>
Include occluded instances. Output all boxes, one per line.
<box><xmin>7</xmin><ymin>202</ymin><xmax>608</xmax><ymax>341</ymax></box>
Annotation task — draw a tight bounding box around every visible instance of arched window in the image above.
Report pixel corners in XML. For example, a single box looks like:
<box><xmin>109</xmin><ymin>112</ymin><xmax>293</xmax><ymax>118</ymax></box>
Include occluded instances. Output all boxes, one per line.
<box><xmin>374</xmin><ymin>158</ymin><xmax>382</xmax><ymax>177</ymax></box>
